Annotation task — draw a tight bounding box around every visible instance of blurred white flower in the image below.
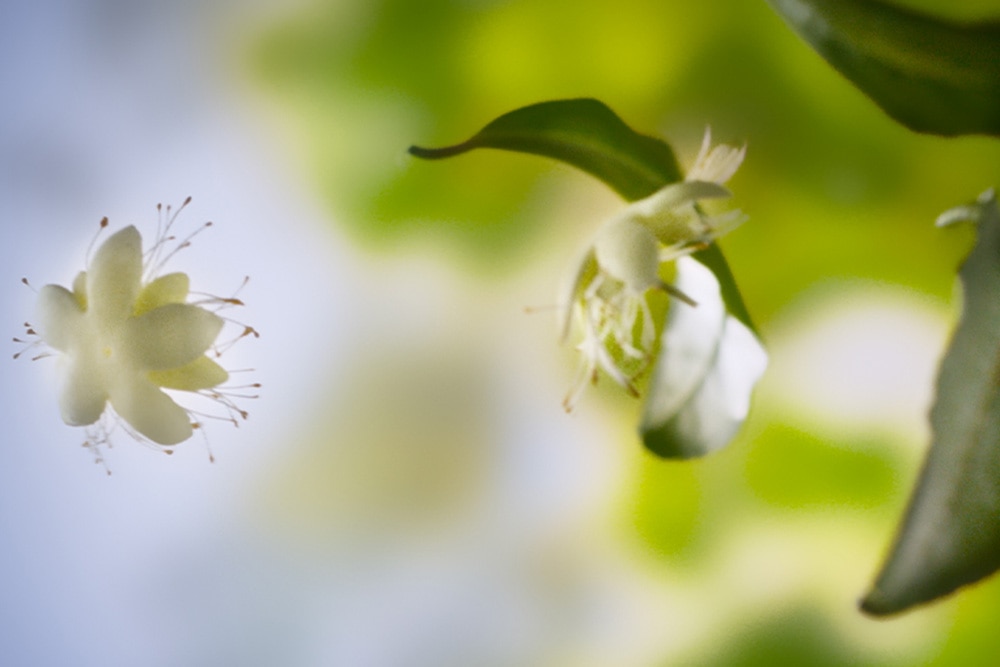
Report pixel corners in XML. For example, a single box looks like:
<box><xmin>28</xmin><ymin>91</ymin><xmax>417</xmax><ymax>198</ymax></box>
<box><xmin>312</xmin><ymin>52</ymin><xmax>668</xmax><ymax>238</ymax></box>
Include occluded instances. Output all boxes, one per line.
<box><xmin>22</xmin><ymin>199</ymin><xmax>256</xmax><ymax>464</ymax></box>
<box><xmin>559</xmin><ymin>128</ymin><xmax>747</xmax><ymax>410</ymax></box>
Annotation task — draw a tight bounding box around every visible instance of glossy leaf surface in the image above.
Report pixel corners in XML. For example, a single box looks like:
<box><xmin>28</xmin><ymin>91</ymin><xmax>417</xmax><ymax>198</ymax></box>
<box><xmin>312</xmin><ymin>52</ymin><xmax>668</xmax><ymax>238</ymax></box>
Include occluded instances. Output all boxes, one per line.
<box><xmin>410</xmin><ymin>98</ymin><xmax>682</xmax><ymax>201</ymax></box>
<box><xmin>767</xmin><ymin>0</ymin><xmax>1000</xmax><ymax>136</ymax></box>
<box><xmin>863</xmin><ymin>190</ymin><xmax>1000</xmax><ymax>615</ymax></box>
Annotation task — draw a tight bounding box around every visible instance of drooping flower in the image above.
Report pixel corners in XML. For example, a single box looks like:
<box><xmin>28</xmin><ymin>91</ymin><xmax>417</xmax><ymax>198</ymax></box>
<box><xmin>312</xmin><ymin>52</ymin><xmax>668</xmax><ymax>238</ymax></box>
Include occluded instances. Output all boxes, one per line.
<box><xmin>21</xmin><ymin>199</ymin><xmax>256</xmax><ymax>464</ymax></box>
<box><xmin>559</xmin><ymin>128</ymin><xmax>747</xmax><ymax>410</ymax></box>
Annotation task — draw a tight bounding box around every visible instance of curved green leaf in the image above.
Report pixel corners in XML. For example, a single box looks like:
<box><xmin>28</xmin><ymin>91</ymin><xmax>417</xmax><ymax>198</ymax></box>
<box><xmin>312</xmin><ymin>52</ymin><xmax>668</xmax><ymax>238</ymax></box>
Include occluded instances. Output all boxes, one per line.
<box><xmin>862</xmin><ymin>189</ymin><xmax>1000</xmax><ymax>616</ymax></box>
<box><xmin>411</xmin><ymin>98</ymin><xmax>755</xmax><ymax>330</ymax></box>
<box><xmin>409</xmin><ymin>98</ymin><xmax>682</xmax><ymax>201</ymax></box>
<box><xmin>411</xmin><ymin>99</ymin><xmax>765</xmax><ymax>458</ymax></box>
<box><xmin>767</xmin><ymin>0</ymin><xmax>1000</xmax><ymax>136</ymax></box>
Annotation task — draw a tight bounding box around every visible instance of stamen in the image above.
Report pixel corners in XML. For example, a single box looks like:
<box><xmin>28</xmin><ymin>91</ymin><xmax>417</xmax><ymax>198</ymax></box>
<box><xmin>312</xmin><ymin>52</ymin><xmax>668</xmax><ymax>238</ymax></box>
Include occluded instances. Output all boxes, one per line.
<box><xmin>84</xmin><ymin>216</ymin><xmax>110</xmax><ymax>267</ymax></box>
<box><xmin>144</xmin><ymin>196</ymin><xmax>197</xmax><ymax>280</ymax></box>
<box><xmin>661</xmin><ymin>282</ymin><xmax>698</xmax><ymax>307</ymax></box>
<box><xmin>213</xmin><ymin>324</ymin><xmax>260</xmax><ymax>357</ymax></box>
<box><xmin>12</xmin><ymin>321</ymin><xmax>44</xmax><ymax>360</ymax></box>
<box><xmin>192</xmin><ymin>422</ymin><xmax>216</xmax><ymax>463</ymax></box>
<box><xmin>83</xmin><ymin>419</ymin><xmax>114</xmax><ymax>475</ymax></box>
<box><xmin>145</xmin><ymin>221</ymin><xmax>212</xmax><ymax>280</ymax></box>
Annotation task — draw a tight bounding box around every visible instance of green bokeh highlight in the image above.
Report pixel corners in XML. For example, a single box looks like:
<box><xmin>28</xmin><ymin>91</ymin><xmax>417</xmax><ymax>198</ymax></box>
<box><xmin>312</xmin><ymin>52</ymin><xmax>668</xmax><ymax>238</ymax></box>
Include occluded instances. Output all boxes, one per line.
<box><xmin>249</xmin><ymin>0</ymin><xmax>1000</xmax><ymax>663</ymax></box>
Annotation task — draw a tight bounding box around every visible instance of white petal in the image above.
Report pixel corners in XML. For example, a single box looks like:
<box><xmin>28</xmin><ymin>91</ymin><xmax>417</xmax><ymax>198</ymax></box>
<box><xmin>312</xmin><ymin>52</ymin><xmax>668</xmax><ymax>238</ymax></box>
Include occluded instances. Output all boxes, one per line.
<box><xmin>686</xmin><ymin>127</ymin><xmax>746</xmax><ymax>184</ymax></box>
<box><xmin>88</xmin><ymin>226</ymin><xmax>142</xmax><ymax>322</ymax></box>
<box><xmin>134</xmin><ymin>272</ymin><xmax>190</xmax><ymax>315</ymax></box>
<box><xmin>148</xmin><ymin>356</ymin><xmax>229</xmax><ymax>391</ymax></box>
<box><xmin>36</xmin><ymin>284</ymin><xmax>84</xmax><ymax>352</ymax></box>
<box><xmin>691</xmin><ymin>126</ymin><xmax>714</xmax><ymax>176</ymax></box>
<box><xmin>58</xmin><ymin>356</ymin><xmax>108</xmax><ymax>426</ymax></box>
<box><xmin>123</xmin><ymin>304</ymin><xmax>224</xmax><ymax>370</ymax></box>
<box><xmin>641</xmin><ymin>257</ymin><xmax>767</xmax><ymax>454</ymax></box>
<box><xmin>593</xmin><ymin>219</ymin><xmax>660</xmax><ymax>292</ymax></box>
<box><xmin>557</xmin><ymin>247</ymin><xmax>597</xmax><ymax>343</ymax></box>
<box><xmin>109</xmin><ymin>376</ymin><xmax>193</xmax><ymax>445</ymax></box>
<box><xmin>627</xmin><ymin>180</ymin><xmax>732</xmax><ymax>221</ymax></box>
<box><xmin>72</xmin><ymin>271</ymin><xmax>88</xmax><ymax>308</ymax></box>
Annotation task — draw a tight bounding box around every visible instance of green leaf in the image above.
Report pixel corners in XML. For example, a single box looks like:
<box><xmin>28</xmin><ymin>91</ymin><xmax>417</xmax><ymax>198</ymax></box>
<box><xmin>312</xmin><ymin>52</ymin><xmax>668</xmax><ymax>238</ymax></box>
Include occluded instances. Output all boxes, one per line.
<box><xmin>411</xmin><ymin>98</ymin><xmax>756</xmax><ymax>327</ymax></box>
<box><xmin>862</xmin><ymin>189</ymin><xmax>1000</xmax><ymax>616</ymax></box>
<box><xmin>411</xmin><ymin>98</ymin><xmax>765</xmax><ymax>458</ymax></box>
<box><xmin>766</xmin><ymin>0</ymin><xmax>1000</xmax><ymax>137</ymax></box>
<box><xmin>409</xmin><ymin>98</ymin><xmax>682</xmax><ymax>201</ymax></box>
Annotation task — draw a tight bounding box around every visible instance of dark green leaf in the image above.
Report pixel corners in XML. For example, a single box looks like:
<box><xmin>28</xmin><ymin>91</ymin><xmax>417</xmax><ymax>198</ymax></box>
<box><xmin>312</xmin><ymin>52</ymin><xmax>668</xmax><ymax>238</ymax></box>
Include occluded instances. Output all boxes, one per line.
<box><xmin>862</xmin><ymin>189</ymin><xmax>1000</xmax><ymax>615</ymax></box>
<box><xmin>409</xmin><ymin>98</ymin><xmax>682</xmax><ymax>201</ymax></box>
<box><xmin>411</xmin><ymin>98</ymin><xmax>755</xmax><ymax>330</ymax></box>
<box><xmin>767</xmin><ymin>0</ymin><xmax>1000</xmax><ymax>136</ymax></box>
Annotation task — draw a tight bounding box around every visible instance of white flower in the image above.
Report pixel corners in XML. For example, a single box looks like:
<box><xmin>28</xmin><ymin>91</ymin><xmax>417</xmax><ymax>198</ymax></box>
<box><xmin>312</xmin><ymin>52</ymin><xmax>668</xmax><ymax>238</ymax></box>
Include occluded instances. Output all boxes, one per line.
<box><xmin>23</xmin><ymin>200</ymin><xmax>256</xmax><ymax>462</ymax></box>
<box><xmin>559</xmin><ymin>128</ymin><xmax>747</xmax><ymax>411</ymax></box>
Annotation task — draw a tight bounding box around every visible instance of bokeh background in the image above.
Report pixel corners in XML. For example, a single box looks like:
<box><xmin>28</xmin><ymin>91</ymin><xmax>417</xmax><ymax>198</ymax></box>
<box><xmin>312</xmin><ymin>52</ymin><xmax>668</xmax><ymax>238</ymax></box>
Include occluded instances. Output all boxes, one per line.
<box><xmin>3</xmin><ymin>0</ymin><xmax>1000</xmax><ymax>665</ymax></box>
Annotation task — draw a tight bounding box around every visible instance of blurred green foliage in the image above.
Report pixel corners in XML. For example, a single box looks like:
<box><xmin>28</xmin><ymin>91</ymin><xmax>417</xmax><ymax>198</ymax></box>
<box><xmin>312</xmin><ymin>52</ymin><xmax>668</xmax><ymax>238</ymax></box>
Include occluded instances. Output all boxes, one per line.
<box><xmin>250</xmin><ymin>0</ymin><xmax>1000</xmax><ymax>663</ymax></box>
<box><xmin>745</xmin><ymin>423</ymin><xmax>901</xmax><ymax>509</ymax></box>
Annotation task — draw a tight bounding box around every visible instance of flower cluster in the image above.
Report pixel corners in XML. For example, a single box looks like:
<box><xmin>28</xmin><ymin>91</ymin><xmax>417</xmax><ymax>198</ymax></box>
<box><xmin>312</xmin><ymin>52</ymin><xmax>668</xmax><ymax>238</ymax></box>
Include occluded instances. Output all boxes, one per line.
<box><xmin>19</xmin><ymin>199</ymin><xmax>257</xmax><ymax>467</ymax></box>
<box><xmin>559</xmin><ymin>128</ymin><xmax>747</xmax><ymax>410</ymax></box>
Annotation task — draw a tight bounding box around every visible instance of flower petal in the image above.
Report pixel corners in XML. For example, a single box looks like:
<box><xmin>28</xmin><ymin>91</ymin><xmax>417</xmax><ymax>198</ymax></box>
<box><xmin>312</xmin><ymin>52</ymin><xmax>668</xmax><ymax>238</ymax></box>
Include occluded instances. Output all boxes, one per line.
<box><xmin>72</xmin><ymin>271</ymin><xmax>88</xmax><ymax>309</ymax></box>
<box><xmin>558</xmin><ymin>247</ymin><xmax>597</xmax><ymax>343</ymax></box>
<box><xmin>36</xmin><ymin>284</ymin><xmax>84</xmax><ymax>352</ymax></box>
<box><xmin>624</xmin><ymin>181</ymin><xmax>733</xmax><ymax>247</ymax></box>
<box><xmin>593</xmin><ymin>219</ymin><xmax>660</xmax><ymax>292</ymax></box>
<box><xmin>123</xmin><ymin>304</ymin><xmax>224</xmax><ymax>370</ymax></box>
<box><xmin>58</xmin><ymin>356</ymin><xmax>108</xmax><ymax>426</ymax></box>
<box><xmin>686</xmin><ymin>127</ymin><xmax>746</xmax><ymax>185</ymax></box>
<box><xmin>134</xmin><ymin>272</ymin><xmax>190</xmax><ymax>316</ymax></box>
<box><xmin>109</xmin><ymin>376</ymin><xmax>193</xmax><ymax>445</ymax></box>
<box><xmin>148</xmin><ymin>356</ymin><xmax>228</xmax><ymax>391</ymax></box>
<box><xmin>88</xmin><ymin>226</ymin><xmax>142</xmax><ymax>322</ymax></box>
<box><xmin>628</xmin><ymin>180</ymin><xmax>732</xmax><ymax>220</ymax></box>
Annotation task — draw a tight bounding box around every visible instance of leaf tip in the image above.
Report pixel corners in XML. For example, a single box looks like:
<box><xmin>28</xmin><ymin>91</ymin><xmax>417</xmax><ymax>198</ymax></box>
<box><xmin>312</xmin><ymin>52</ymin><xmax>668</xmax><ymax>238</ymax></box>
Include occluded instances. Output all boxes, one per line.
<box><xmin>406</xmin><ymin>142</ymin><xmax>472</xmax><ymax>161</ymax></box>
<box><xmin>858</xmin><ymin>586</ymin><xmax>896</xmax><ymax>617</ymax></box>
